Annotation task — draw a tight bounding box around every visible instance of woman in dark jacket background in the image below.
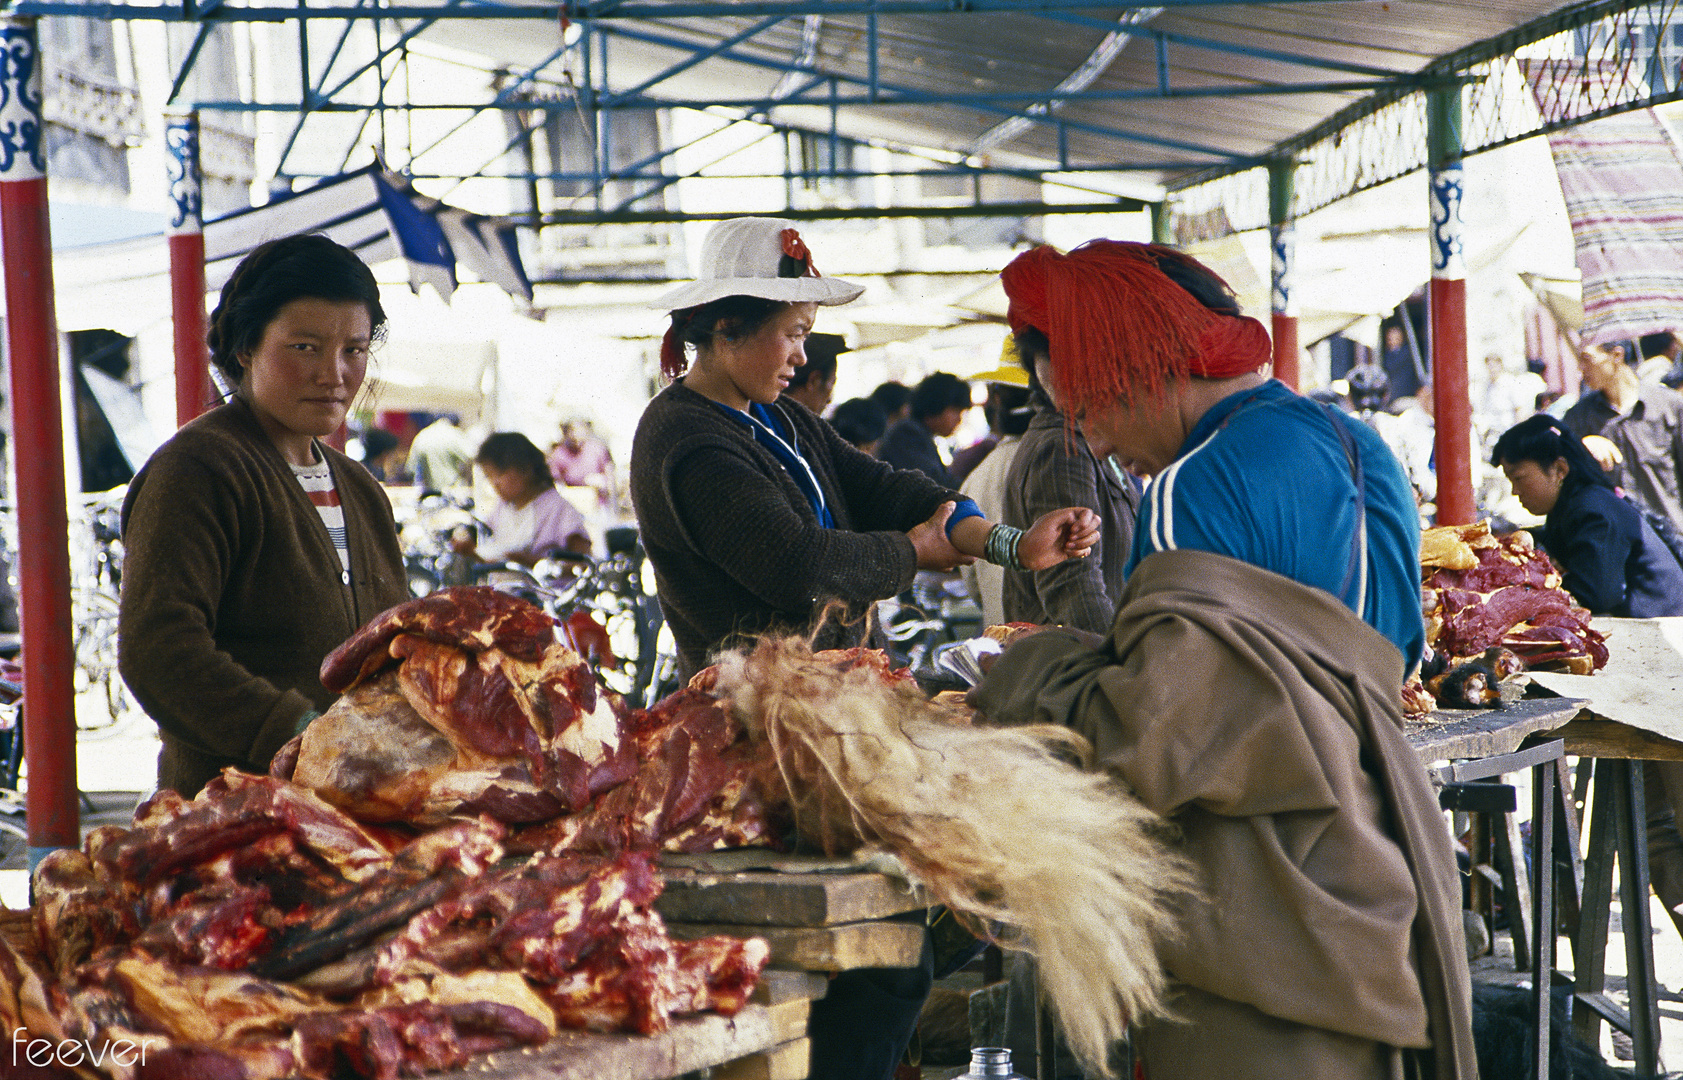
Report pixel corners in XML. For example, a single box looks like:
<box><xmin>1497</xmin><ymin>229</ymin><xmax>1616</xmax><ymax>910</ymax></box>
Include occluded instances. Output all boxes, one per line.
<box><xmin>1494</xmin><ymin>412</ymin><xmax>1683</xmax><ymax>944</ymax></box>
<box><xmin>1493</xmin><ymin>413</ymin><xmax>1683</xmax><ymax>618</ymax></box>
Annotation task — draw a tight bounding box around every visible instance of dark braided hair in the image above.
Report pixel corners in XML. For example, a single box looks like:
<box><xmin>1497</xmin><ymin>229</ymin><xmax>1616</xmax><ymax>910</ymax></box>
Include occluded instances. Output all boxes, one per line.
<box><xmin>207</xmin><ymin>234</ymin><xmax>387</xmax><ymax>388</ymax></box>
<box><xmin>661</xmin><ymin>294</ymin><xmax>792</xmax><ymax>378</ymax></box>
<box><xmin>1491</xmin><ymin>413</ymin><xmax>1614</xmax><ymax>495</ymax></box>
<box><xmin>475</xmin><ymin>432</ymin><xmax>554</xmax><ymax>494</ymax></box>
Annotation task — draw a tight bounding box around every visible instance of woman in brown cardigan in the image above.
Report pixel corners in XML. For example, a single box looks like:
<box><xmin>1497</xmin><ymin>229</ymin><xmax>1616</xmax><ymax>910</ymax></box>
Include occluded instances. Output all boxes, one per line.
<box><xmin>118</xmin><ymin>235</ymin><xmax>409</xmax><ymax>797</ymax></box>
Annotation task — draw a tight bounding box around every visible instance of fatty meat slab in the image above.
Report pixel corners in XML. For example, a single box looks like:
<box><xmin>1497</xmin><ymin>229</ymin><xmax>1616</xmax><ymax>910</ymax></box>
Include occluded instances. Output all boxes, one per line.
<box><xmin>291</xmin><ymin>587</ymin><xmax>791</xmax><ymax>853</ymax></box>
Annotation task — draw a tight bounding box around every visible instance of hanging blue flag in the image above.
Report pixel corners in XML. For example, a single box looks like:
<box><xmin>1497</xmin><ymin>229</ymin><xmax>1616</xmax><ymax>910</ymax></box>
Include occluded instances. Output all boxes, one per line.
<box><xmin>373</xmin><ymin>171</ymin><xmax>456</xmax><ymax>299</ymax></box>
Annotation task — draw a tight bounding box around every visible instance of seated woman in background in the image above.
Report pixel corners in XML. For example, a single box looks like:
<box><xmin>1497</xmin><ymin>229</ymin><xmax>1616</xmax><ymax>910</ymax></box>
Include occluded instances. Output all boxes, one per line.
<box><xmin>1495</xmin><ymin>411</ymin><xmax>1683</xmax><ymax>948</ymax></box>
<box><xmin>1493</xmin><ymin>413</ymin><xmax>1683</xmax><ymax>618</ymax></box>
<box><xmin>458</xmin><ymin>432</ymin><xmax>592</xmax><ymax>567</ymax></box>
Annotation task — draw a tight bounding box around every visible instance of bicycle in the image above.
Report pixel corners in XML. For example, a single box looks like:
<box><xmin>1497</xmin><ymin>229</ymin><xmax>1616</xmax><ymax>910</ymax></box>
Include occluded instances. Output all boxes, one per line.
<box><xmin>469</xmin><ymin>526</ymin><xmax>675</xmax><ymax>709</ymax></box>
<box><xmin>0</xmin><ymin>647</ymin><xmax>23</xmax><ymax>864</ymax></box>
<box><xmin>395</xmin><ymin>489</ymin><xmax>481</xmax><ymax>597</ymax></box>
<box><xmin>876</xmin><ymin>569</ymin><xmax>984</xmax><ymax>672</ymax></box>
<box><xmin>0</xmin><ymin>491</ymin><xmax>136</xmax><ymax>733</ymax></box>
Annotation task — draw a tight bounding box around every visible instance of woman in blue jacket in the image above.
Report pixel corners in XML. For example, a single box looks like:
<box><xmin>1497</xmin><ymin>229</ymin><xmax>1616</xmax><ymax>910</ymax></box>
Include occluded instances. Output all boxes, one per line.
<box><xmin>1493</xmin><ymin>413</ymin><xmax>1683</xmax><ymax>618</ymax></box>
<box><xmin>1494</xmin><ymin>411</ymin><xmax>1683</xmax><ymax>945</ymax></box>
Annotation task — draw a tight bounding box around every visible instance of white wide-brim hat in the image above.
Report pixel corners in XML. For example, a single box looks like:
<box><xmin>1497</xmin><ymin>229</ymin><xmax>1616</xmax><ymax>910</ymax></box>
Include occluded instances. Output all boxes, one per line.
<box><xmin>655</xmin><ymin>217</ymin><xmax>865</xmax><ymax>311</ymax></box>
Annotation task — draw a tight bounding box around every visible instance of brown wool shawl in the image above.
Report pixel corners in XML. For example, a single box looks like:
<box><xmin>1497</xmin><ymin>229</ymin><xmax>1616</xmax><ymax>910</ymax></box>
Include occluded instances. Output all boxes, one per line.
<box><xmin>974</xmin><ymin>548</ymin><xmax>1475</xmax><ymax>1080</ymax></box>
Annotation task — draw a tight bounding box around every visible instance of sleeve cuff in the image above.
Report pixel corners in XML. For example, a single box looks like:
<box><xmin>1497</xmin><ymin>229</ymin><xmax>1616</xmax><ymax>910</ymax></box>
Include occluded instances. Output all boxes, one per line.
<box><xmin>945</xmin><ymin>498</ymin><xmax>984</xmax><ymax>538</ymax></box>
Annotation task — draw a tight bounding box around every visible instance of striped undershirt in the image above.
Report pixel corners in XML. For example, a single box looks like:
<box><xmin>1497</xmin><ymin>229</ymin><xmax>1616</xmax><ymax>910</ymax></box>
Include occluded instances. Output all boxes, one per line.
<box><xmin>291</xmin><ymin>459</ymin><xmax>351</xmax><ymax>575</ymax></box>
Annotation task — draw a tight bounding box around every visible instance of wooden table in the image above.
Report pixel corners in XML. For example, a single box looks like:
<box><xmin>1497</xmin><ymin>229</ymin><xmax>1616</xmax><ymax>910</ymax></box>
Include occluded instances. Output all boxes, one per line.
<box><xmin>1408</xmin><ymin>690</ymin><xmax>1683</xmax><ymax>1078</ymax></box>
<box><xmin>654</xmin><ymin>852</ymin><xmax>932</xmax><ymax>1080</ymax></box>
<box><xmin>658</xmin><ymin>852</ymin><xmax>930</xmax><ymax>972</ymax></box>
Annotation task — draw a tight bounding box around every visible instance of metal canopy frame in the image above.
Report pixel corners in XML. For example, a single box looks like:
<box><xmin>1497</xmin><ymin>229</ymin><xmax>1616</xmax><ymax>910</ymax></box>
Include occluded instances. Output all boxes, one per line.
<box><xmin>9</xmin><ymin>0</ymin><xmax>1679</xmax><ymax>228</ymax></box>
<box><xmin>1169</xmin><ymin>0</ymin><xmax>1683</xmax><ymax>236</ymax></box>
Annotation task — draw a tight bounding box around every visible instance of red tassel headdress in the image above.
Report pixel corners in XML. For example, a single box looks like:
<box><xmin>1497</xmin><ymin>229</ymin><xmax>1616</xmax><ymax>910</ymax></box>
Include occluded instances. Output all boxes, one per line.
<box><xmin>1000</xmin><ymin>240</ymin><xmax>1270</xmax><ymax>415</ymax></box>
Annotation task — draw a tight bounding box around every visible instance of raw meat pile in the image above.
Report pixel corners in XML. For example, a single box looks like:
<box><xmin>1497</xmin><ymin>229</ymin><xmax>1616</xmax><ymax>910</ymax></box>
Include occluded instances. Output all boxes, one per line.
<box><xmin>0</xmin><ymin>587</ymin><xmax>793</xmax><ymax>1079</ymax></box>
<box><xmin>289</xmin><ymin>586</ymin><xmax>787</xmax><ymax>854</ymax></box>
<box><xmin>0</xmin><ymin>772</ymin><xmax>767</xmax><ymax>1079</ymax></box>
<box><xmin>1421</xmin><ymin>522</ymin><xmax>1607</xmax><ymax>673</ymax></box>
<box><xmin>1404</xmin><ymin>521</ymin><xmax>1608</xmax><ymax>717</ymax></box>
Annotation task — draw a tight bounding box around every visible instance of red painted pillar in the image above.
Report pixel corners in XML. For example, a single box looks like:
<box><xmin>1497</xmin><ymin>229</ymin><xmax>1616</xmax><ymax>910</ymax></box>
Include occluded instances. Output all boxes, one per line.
<box><xmin>1268</xmin><ymin>159</ymin><xmax>1300</xmax><ymax>391</ymax></box>
<box><xmin>0</xmin><ymin>17</ymin><xmax>79</xmax><ymax>868</ymax></box>
<box><xmin>166</xmin><ymin>111</ymin><xmax>210</xmax><ymax>427</ymax></box>
<box><xmin>1428</xmin><ymin>87</ymin><xmax>1474</xmax><ymax>525</ymax></box>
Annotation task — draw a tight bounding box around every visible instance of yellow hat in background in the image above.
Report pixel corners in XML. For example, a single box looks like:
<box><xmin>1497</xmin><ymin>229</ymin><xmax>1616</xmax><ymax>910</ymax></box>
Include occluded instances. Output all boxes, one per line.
<box><xmin>972</xmin><ymin>336</ymin><xmax>1030</xmax><ymax>386</ymax></box>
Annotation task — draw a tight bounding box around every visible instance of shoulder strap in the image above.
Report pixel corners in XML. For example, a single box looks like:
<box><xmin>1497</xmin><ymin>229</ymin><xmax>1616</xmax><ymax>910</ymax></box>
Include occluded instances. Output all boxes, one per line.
<box><xmin>1315</xmin><ymin>402</ymin><xmax>1368</xmax><ymax>619</ymax></box>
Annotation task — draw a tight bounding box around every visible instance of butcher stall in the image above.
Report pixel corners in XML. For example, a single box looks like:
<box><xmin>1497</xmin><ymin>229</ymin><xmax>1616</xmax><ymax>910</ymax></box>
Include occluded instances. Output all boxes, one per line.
<box><xmin>0</xmin><ymin>586</ymin><xmax>1186</xmax><ymax>1080</ymax></box>
<box><xmin>1404</xmin><ymin>522</ymin><xmax>1683</xmax><ymax>1078</ymax></box>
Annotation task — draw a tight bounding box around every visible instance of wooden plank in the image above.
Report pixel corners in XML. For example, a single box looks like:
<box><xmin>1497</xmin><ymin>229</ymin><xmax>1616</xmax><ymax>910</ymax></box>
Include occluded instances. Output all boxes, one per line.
<box><xmin>667</xmin><ymin>919</ymin><xmax>926</xmax><ymax>971</ymax></box>
<box><xmin>768</xmin><ymin>998</ymin><xmax>811</xmax><ymax>1044</ymax></box>
<box><xmin>1404</xmin><ymin>696</ymin><xmax>1585</xmax><ymax>763</ymax></box>
<box><xmin>713</xmin><ymin>1038</ymin><xmax>811</xmax><ymax>1080</ymax></box>
<box><xmin>661</xmin><ymin>850</ymin><xmax>873</xmax><ymax>875</ymax></box>
<box><xmin>657</xmin><ymin>869</ymin><xmax>930</xmax><ymax>926</ymax></box>
<box><xmin>753</xmin><ymin>968</ymin><xmax>831</xmax><ymax>1005</ymax></box>
<box><xmin>425</xmin><ymin>1005</ymin><xmax>775</xmax><ymax>1080</ymax></box>
<box><xmin>1552</xmin><ymin>718</ymin><xmax>1683</xmax><ymax>761</ymax></box>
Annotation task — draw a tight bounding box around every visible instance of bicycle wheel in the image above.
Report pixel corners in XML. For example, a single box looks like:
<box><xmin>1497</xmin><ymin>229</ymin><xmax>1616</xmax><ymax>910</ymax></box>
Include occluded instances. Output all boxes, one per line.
<box><xmin>71</xmin><ymin>588</ymin><xmax>125</xmax><ymax>732</ymax></box>
<box><xmin>589</xmin><ymin>596</ymin><xmax>647</xmax><ymax>701</ymax></box>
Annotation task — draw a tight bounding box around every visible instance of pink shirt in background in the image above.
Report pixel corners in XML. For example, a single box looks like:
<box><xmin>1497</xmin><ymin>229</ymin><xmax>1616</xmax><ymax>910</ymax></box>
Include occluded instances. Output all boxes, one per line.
<box><xmin>479</xmin><ymin>486</ymin><xmax>589</xmax><ymax>564</ymax></box>
<box><xmin>548</xmin><ymin>437</ymin><xmax>613</xmax><ymax>487</ymax></box>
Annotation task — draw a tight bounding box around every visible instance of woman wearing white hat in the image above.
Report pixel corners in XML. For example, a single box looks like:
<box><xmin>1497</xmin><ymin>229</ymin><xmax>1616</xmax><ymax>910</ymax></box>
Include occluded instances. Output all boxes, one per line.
<box><xmin>631</xmin><ymin>216</ymin><xmax>1100</xmax><ymax>681</ymax></box>
<box><xmin>630</xmin><ymin>218</ymin><xmax>1099</xmax><ymax>1080</ymax></box>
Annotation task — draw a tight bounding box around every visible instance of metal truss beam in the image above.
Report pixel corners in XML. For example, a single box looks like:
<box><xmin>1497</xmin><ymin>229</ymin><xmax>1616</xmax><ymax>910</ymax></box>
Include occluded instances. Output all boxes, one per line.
<box><xmin>1168</xmin><ymin>0</ymin><xmax>1683</xmax><ymax>234</ymax></box>
<box><xmin>189</xmin><ymin>76</ymin><xmax>1425</xmax><ymax>112</ymax></box>
<box><xmin>1</xmin><ymin>0</ymin><xmax>1368</xmax><ymax>18</ymax></box>
<box><xmin>593</xmin><ymin>19</ymin><xmax>1252</xmax><ymax>162</ymax></box>
<box><xmin>281</xmin><ymin>164</ymin><xmax>1188</xmax><ymax>180</ymax></box>
<box><xmin>1039</xmin><ymin>10</ymin><xmax>1408</xmax><ymax>80</ymax></box>
<box><xmin>537</xmin><ymin>197</ymin><xmax>1144</xmax><ymax>227</ymax></box>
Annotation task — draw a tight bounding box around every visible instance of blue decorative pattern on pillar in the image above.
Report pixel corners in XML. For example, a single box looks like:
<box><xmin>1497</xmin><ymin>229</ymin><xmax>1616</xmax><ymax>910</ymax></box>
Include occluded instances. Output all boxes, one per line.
<box><xmin>165</xmin><ymin>111</ymin><xmax>202</xmax><ymax>235</ymax></box>
<box><xmin>1270</xmin><ymin>221</ymin><xmax>1296</xmax><ymax>317</ymax></box>
<box><xmin>0</xmin><ymin>19</ymin><xmax>44</xmax><ymax>181</ymax></box>
<box><xmin>1429</xmin><ymin>162</ymin><xmax>1465</xmax><ymax>280</ymax></box>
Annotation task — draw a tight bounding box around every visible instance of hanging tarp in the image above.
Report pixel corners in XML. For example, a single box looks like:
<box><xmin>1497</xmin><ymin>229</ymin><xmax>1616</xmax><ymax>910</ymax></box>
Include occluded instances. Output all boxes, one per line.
<box><xmin>1541</xmin><ymin>108</ymin><xmax>1683</xmax><ymax>346</ymax></box>
<box><xmin>50</xmin><ymin>164</ymin><xmax>531</xmax><ymax>332</ymax></box>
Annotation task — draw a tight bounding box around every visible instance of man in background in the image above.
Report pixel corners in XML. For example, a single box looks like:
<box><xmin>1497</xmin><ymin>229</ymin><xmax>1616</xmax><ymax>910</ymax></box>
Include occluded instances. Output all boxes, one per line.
<box><xmin>869</xmin><ymin>381</ymin><xmax>913</xmax><ymax>428</ymax></box>
<box><xmin>1564</xmin><ymin>340</ymin><xmax>1683</xmax><ymax>537</ymax></box>
<box><xmin>1638</xmin><ymin>330</ymin><xmax>1683</xmax><ymax>389</ymax></box>
<box><xmin>1000</xmin><ymin>329</ymin><xmax>1139</xmax><ymax>635</ymax></box>
<box><xmin>785</xmin><ymin>332</ymin><xmax>847</xmax><ymax>416</ymax></box>
<box><xmin>878</xmin><ymin>372</ymin><xmax>972</xmax><ymax>487</ymax></box>
<box><xmin>408</xmin><ymin>413</ymin><xmax>474</xmax><ymax>493</ymax></box>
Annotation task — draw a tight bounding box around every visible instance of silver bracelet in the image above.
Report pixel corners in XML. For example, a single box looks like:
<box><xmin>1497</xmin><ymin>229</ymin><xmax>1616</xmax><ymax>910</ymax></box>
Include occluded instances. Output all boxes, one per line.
<box><xmin>985</xmin><ymin>523</ymin><xmax>1027</xmax><ymax>572</ymax></box>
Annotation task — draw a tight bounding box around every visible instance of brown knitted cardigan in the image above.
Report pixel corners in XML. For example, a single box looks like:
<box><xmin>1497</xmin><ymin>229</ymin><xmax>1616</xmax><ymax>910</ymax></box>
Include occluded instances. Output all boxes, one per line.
<box><xmin>631</xmin><ymin>382</ymin><xmax>962</xmax><ymax>677</ymax></box>
<box><xmin>118</xmin><ymin>397</ymin><xmax>408</xmax><ymax>795</ymax></box>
